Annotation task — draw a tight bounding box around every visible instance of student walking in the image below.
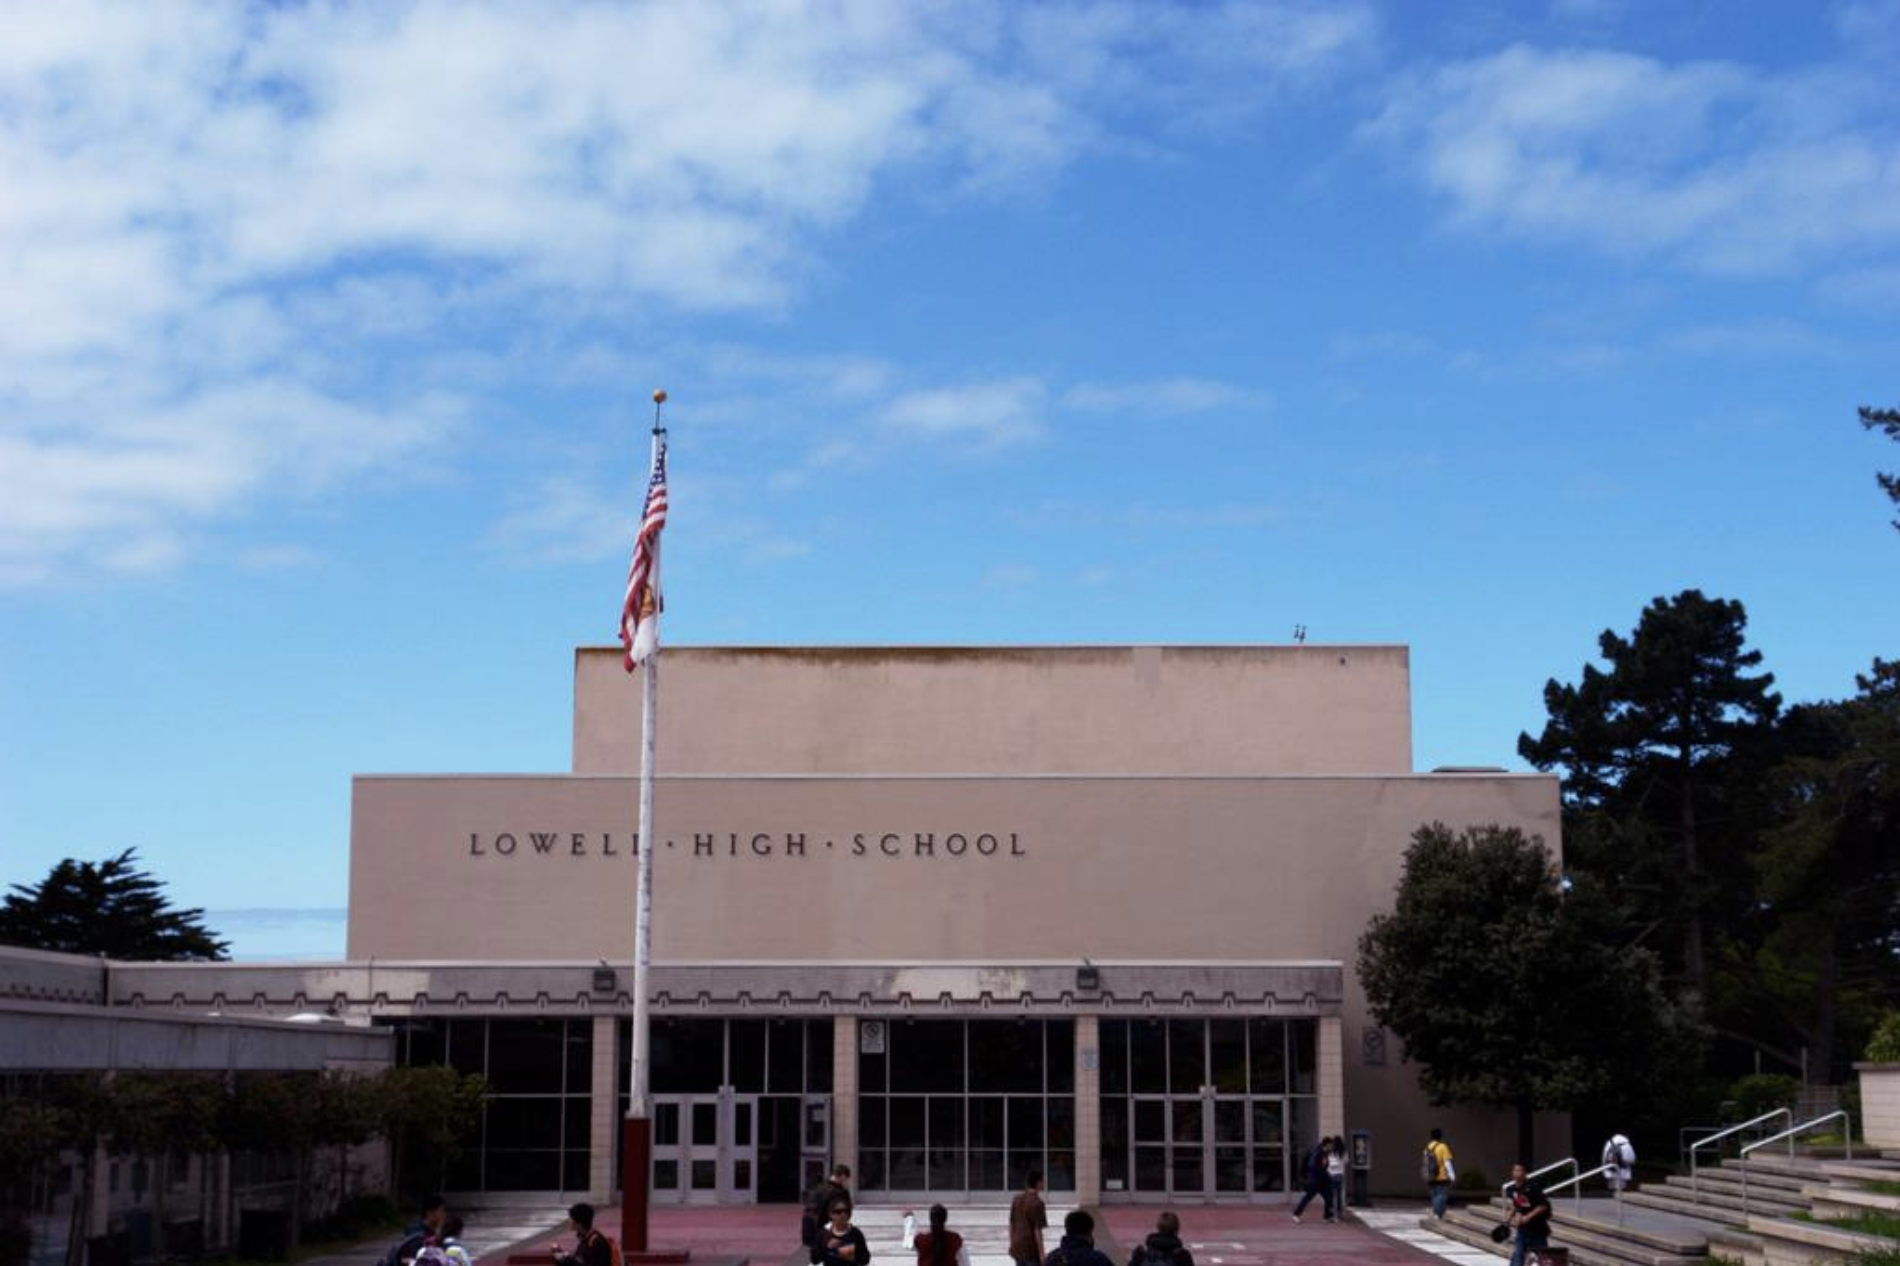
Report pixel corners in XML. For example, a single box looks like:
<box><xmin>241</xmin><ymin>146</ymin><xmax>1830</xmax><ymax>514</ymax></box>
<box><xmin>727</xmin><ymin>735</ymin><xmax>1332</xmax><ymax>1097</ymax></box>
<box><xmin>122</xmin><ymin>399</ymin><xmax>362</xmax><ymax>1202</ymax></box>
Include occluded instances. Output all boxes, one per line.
<box><xmin>804</xmin><ymin>1166</ymin><xmax>854</xmax><ymax>1254</ymax></box>
<box><xmin>1009</xmin><ymin>1170</ymin><xmax>1048</xmax><ymax>1266</ymax></box>
<box><xmin>1290</xmin><ymin>1137</ymin><xmax>1331</xmax><ymax>1222</ymax></box>
<box><xmin>1504</xmin><ymin>1164</ymin><xmax>1553</xmax><ymax>1266</ymax></box>
<box><xmin>812</xmin><ymin>1196</ymin><xmax>870</xmax><ymax>1266</ymax></box>
<box><xmin>1602</xmin><ymin>1133</ymin><xmax>1635</xmax><ymax>1193</ymax></box>
<box><xmin>1423</xmin><ymin>1127</ymin><xmax>1456</xmax><ymax>1219</ymax></box>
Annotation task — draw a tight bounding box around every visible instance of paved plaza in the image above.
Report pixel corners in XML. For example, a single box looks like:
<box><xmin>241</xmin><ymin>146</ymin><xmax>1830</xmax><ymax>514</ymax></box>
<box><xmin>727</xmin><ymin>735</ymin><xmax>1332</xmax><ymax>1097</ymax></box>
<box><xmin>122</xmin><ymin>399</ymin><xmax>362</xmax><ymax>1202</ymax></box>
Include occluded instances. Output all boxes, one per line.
<box><xmin>500</xmin><ymin>1202</ymin><xmax>1485</xmax><ymax>1266</ymax></box>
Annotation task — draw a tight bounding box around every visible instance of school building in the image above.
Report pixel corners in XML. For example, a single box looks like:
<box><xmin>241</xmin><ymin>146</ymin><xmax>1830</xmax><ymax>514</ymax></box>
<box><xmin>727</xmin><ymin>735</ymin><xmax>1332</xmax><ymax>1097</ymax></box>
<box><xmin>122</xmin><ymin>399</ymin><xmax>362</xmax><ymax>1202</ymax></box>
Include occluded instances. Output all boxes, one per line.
<box><xmin>17</xmin><ymin>643</ymin><xmax>1564</xmax><ymax>1208</ymax></box>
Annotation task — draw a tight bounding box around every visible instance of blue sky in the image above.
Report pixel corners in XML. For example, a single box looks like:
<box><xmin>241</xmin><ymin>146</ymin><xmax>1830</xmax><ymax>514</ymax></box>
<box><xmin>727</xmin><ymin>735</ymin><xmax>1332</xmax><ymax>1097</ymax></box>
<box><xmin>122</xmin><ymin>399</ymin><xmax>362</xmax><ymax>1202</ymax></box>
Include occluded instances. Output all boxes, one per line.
<box><xmin>2</xmin><ymin>1</ymin><xmax>1896</xmax><ymax>958</ymax></box>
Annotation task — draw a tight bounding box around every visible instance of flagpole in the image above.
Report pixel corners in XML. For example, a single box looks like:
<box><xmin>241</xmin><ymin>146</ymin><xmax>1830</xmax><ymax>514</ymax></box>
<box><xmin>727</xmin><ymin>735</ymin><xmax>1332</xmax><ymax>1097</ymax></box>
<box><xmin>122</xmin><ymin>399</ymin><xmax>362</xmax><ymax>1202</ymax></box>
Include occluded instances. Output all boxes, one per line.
<box><xmin>623</xmin><ymin>390</ymin><xmax>665</xmax><ymax>1255</ymax></box>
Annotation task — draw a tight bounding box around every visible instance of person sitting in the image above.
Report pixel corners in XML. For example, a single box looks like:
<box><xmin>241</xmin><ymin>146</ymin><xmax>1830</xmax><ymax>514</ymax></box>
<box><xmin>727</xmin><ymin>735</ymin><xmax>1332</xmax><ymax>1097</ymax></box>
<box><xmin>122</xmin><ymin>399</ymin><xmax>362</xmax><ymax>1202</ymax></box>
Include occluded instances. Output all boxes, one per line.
<box><xmin>1131</xmin><ymin>1211</ymin><xmax>1192</xmax><ymax>1266</ymax></box>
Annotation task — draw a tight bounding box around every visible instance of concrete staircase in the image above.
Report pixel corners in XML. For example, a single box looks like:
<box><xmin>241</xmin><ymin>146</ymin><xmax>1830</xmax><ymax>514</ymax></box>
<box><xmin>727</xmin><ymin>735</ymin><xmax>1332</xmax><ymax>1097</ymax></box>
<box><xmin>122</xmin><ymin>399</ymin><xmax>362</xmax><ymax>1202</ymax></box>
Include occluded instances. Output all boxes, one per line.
<box><xmin>1427</xmin><ymin>1195</ymin><xmax>1714</xmax><ymax>1266</ymax></box>
<box><xmin>1419</xmin><ymin>1150</ymin><xmax>1900</xmax><ymax>1266</ymax></box>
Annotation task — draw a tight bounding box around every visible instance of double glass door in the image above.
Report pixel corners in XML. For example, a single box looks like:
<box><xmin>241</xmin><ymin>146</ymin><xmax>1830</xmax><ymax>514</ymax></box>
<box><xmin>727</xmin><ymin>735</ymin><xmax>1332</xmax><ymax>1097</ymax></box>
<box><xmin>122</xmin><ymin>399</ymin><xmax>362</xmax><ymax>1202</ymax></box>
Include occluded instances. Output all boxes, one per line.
<box><xmin>1131</xmin><ymin>1093</ymin><xmax>1286</xmax><ymax>1198</ymax></box>
<box><xmin>651</xmin><ymin>1092</ymin><xmax>756</xmax><ymax>1204</ymax></box>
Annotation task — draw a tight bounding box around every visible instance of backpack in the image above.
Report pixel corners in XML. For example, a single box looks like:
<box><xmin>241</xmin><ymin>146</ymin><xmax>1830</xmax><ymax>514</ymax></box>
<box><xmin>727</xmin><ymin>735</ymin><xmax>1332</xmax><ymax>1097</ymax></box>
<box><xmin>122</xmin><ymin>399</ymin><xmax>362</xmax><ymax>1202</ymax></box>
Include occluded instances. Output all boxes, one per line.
<box><xmin>1133</xmin><ymin>1242</ymin><xmax>1183</xmax><ymax>1266</ymax></box>
<box><xmin>1421</xmin><ymin>1146</ymin><xmax>1436</xmax><ymax>1183</ymax></box>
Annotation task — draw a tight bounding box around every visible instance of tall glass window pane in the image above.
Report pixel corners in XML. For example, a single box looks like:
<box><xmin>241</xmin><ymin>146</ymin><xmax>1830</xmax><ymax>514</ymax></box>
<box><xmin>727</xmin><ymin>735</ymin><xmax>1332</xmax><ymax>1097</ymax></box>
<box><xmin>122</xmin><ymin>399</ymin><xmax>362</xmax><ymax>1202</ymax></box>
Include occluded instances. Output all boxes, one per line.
<box><xmin>728</xmin><ymin>1021</ymin><xmax>766</xmax><ymax>1092</ymax></box>
<box><xmin>1101</xmin><ymin>1021</ymin><xmax>1128</xmax><ymax>1095</ymax></box>
<box><xmin>1129</xmin><ymin>1021</ymin><xmax>1167</xmax><ymax>1093</ymax></box>
<box><xmin>1248</xmin><ymin>1019</ymin><xmax>1286</xmax><ymax>1095</ymax></box>
<box><xmin>1168</xmin><ymin>1020</ymin><xmax>1205</xmax><ymax>1094</ymax></box>
<box><xmin>968</xmin><ymin>1021</ymin><xmax>1041</xmax><ymax>1092</ymax></box>
<box><xmin>1209</xmin><ymin>1021</ymin><xmax>1247</xmax><ymax>1093</ymax></box>
<box><xmin>448</xmin><ymin>1020</ymin><xmax>485</xmax><ymax>1077</ymax></box>
<box><xmin>488</xmin><ymin>1020</ymin><xmax>565</xmax><ymax>1094</ymax></box>
<box><xmin>892</xmin><ymin>1021</ymin><xmax>963</xmax><ymax>1093</ymax></box>
<box><xmin>969</xmin><ymin>1096</ymin><xmax>1005</xmax><ymax>1150</ymax></box>
<box><xmin>1046</xmin><ymin>1020</ymin><xmax>1075</xmax><ymax>1094</ymax></box>
<box><xmin>652</xmin><ymin>1019</ymin><xmax>724</xmax><ymax>1093</ymax></box>
<box><xmin>767</xmin><ymin>1019</ymin><xmax>804</xmax><ymax>1093</ymax></box>
<box><xmin>1289</xmin><ymin>1021</ymin><xmax>1317</xmax><ymax>1095</ymax></box>
<box><xmin>807</xmin><ymin>1020</ymin><xmax>834</xmax><ymax>1092</ymax></box>
<box><xmin>1100</xmin><ymin>1098</ymin><xmax>1129</xmax><ymax>1192</ymax></box>
<box><xmin>859</xmin><ymin>1098</ymin><xmax>887</xmax><ymax>1151</ymax></box>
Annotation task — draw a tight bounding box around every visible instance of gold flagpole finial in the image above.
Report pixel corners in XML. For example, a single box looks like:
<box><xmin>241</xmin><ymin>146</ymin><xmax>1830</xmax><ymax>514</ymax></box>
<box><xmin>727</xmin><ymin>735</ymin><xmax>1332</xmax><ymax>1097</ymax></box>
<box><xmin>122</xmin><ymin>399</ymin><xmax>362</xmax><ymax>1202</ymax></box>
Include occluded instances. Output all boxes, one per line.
<box><xmin>651</xmin><ymin>389</ymin><xmax>667</xmax><ymax>435</ymax></box>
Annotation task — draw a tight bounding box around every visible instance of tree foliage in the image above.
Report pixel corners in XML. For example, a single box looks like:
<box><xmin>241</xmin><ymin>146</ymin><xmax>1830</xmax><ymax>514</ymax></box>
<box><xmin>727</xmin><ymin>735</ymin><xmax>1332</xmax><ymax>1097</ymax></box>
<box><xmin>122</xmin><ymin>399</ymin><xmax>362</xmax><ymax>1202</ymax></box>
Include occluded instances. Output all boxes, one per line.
<box><xmin>1518</xmin><ymin>590</ymin><xmax>1779</xmax><ymax>996</ymax></box>
<box><xmin>1358</xmin><ymin>822</ymin><xmax>1697</xmax><ymax>1163</ymax></box>
<box><xmin>1861</xmin><ymin>404</ymin><xmax>1900</xmax><ymax>530</ymax></box>
<box><xmin>0</xmin><ymin>850</ymin><xmax>227</xmax><ymax>960</ymax></box>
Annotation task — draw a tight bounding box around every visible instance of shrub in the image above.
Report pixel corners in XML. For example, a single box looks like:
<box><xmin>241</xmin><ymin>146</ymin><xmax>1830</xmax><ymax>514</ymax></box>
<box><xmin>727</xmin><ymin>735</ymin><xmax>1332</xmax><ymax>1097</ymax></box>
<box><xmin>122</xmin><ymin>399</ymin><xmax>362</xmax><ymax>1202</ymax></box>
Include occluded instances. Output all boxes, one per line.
<box><xmin>1867</xmin><ymin>1013</ymin><xmax>1900</xmax><ymax>1064</ymax></box>
<box><xmin>1455</xmin><ymin>1166</ymin><xmax>1490</xmax><ymax>1192</ymax></box>
<box><xmin>1731</xmin><ymin>1073</ymin><xmax>1801</xmax><ymax>1121</ymax></box>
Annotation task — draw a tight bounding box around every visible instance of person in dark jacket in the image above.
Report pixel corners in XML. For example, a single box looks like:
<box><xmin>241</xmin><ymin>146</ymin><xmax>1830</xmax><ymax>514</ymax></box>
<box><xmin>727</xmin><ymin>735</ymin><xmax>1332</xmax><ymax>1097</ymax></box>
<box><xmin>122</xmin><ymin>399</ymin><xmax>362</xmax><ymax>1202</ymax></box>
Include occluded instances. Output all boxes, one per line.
<box><xmin>804</xmin><ymin>1166</ymin><xmax>854</xmax><ymax>1253</ymax></box>
<box><xmin>1131</xmin><ymin>1212</ymin><xmax>1193</xmax><ymax>1266</ymax></box>
<box><xmin>1289</xmin><ymin>1139</ymin><xmax>1332</xmax><ymax>1223</ymax></box>
<box><xmin>811</xmin><ymin>1195</ymin><xmax>869</xmax><ymax>1266</ymax></box>
<box><xmin>554</xmin><ymin>1203</ymin><xmax>613</xmax><ymax>1266</ymax></box>
<box><xmin>384</xmin><ymin>1194</ymin><xmax>448</xmax><ymax>1266</ymax></box>
<box><xmin>1042</xmin><ymin>1210</ymin><xmax>1113</xmax><ymax>1266</ymax></box>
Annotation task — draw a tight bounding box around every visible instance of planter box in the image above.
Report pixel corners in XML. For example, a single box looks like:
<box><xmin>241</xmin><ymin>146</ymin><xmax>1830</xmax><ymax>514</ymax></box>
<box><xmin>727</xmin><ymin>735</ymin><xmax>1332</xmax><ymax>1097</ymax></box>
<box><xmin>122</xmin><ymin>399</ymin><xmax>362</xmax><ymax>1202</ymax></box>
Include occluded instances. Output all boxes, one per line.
<box><xmin>1856</xmin><ymin>1061</ymin><xmax>1900</xmax><ymax>1149</ymax></box>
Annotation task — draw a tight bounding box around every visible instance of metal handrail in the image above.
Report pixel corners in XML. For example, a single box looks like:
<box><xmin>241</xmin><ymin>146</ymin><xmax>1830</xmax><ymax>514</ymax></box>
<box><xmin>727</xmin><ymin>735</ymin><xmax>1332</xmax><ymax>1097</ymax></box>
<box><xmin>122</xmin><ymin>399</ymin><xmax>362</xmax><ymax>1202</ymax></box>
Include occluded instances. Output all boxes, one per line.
<box><xmin>1689</xmin><ymin>1108</ymin><xmax>1792</xmax><ymax>1201</ymax></box>
<box><xmin>1545</xmin><ymin>1161</ymin><xmax>1625</xmax><ymax>1224</ymax></box>
<box><xmin>1738</xmin><ymin>1110</ymin><xmax>1854</xmax><ymax>1214</ymax></box>
<box><xmin>1501</xmin><ymin>1158</ymin><xmax>1577</xmax><ymax>1199</ymax></box>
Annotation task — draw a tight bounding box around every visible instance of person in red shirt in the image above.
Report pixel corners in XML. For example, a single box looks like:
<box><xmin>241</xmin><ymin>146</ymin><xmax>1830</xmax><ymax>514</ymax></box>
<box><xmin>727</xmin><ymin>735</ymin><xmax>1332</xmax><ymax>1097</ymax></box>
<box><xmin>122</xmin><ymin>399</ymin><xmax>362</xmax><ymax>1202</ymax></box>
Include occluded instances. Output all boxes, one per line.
<box><xmin>913</xmin><ymin>1205</ymin><xmax>962</xmax><ymax>1266</ymax></box>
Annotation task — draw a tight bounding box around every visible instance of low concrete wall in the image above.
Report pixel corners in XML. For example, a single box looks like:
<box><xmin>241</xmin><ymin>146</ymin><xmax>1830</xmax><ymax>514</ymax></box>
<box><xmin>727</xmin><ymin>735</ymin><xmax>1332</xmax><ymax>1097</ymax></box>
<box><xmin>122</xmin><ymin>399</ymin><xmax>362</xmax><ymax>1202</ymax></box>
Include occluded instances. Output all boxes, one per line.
<box><xmin>0</xmin><ymin>999</ymin><xmax>392</xmax><ymax>1071</ymax></box>
<box><xmin>1856</xmin><ymin>1063</ymin><xmax>1900</xmax><ymax>1149</ymax></box>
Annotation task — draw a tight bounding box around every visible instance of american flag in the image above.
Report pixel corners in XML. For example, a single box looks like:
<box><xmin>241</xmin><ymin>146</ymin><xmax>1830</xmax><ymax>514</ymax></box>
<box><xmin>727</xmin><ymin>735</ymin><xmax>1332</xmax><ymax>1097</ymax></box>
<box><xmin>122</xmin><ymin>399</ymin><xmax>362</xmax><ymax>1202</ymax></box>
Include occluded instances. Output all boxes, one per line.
<box><xmin>619</xmin><ymin>432</ymin><xmax>668</xmax><ymax>670</ymax></box>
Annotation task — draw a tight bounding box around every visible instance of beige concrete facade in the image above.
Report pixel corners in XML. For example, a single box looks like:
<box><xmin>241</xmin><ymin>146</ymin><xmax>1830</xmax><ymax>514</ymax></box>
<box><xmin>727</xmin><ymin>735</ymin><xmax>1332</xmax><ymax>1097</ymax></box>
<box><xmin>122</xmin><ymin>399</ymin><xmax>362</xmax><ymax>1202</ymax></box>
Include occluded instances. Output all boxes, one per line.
<box><xmin>334</xmin><ymin>644</ymin><xmax>1562</xmax><ymax>1198</ymax></box>
<box><xmin>572</xmin><ymin>645</ymin><xmax>1414</xmax><ymax>776</ymax></box>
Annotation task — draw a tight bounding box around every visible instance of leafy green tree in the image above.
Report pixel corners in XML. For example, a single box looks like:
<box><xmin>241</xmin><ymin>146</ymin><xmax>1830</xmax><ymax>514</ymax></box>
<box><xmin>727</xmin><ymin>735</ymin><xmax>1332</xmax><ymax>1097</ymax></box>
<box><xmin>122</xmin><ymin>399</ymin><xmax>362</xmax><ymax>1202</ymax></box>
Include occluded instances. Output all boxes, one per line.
<box><xmin>1358</xmin><ymin>823</ymin><xmax>1697</xmax><ymax>1163</ymax></box>
<box><xmin>1519</xmin><ymin>590</ymin><xmax>1780</xmax><ymax>997</ymax></box>
<box><xmin>373</xmin><ymin>1067</ymin><xmax>487</xmax><ymax>1201</ymax></box>
<box><xmin>0</xmin><ymin>1099</ymin><xmax>66</xmax><ymax>1266</ymax></box>
<box><xmin>0</xmin><ymin>850</ymin><xmax>227</xmax><ymax>960</ymax></box>
<box><xmin>1861</xmin><ymin>405</ymin><xmax>1900</xmax><ymax>530</ymax></box>
<box><xmin>1739</xmin><ymin>660</ymin><xmax>1900</xmax><ymax>1080</ymax></box>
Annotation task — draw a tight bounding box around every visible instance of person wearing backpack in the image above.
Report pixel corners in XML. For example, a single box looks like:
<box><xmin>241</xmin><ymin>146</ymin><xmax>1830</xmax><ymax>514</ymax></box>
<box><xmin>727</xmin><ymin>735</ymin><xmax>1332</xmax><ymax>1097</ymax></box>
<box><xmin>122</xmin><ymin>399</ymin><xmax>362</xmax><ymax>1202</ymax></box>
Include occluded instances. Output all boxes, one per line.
<box><xmin>381</xmin><ymin>1194</ymin><xmax>447</xmax><ymax>1266</ymax></box>
<box><xmin>1129</xmin><ymin>1211</ymin><xmax>1193</xmax><ymax>1266</ymax></box>
<box><xmin>552</xmin><ymin>1203</ymin><xmax>617</xmax><ymax>1266</ymax></box>
<box><xmin>1289</xmin><ymin>1137</ymin><xmax>1332</xmax><ymax>1222</ymax></box>
<box><xmin>1601</xmin><ymin>1133</ymin><xmax>1635</xmax><ymax>1192</ymax></box>
<box><xmin>1422</xmin><ymin>1127</ymin><xmax>1456</xmax><ymax>1219</ymax></box>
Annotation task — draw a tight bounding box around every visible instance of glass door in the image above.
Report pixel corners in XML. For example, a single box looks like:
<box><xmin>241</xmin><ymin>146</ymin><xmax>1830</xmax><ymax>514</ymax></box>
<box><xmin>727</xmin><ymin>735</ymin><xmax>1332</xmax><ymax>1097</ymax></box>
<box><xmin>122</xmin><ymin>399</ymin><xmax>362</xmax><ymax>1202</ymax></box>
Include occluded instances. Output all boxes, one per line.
<box><xmin>650</xmin><ymin>1091</ymin><xmax>758</xmax><ymax>1204</ymax></box>
<box><xmin>800</xmin><ymin>1095</ymin><xmax>831</xmax><ymax>1195</ymax></box>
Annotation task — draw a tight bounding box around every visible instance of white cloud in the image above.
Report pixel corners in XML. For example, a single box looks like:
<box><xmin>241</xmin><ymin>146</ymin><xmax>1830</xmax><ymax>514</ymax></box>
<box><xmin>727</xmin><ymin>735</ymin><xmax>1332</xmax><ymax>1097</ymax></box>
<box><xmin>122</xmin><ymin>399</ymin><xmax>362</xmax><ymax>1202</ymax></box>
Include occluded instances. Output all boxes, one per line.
<box><xmin>0</xmin><ymin>0</ymin><xmax>1372</xmax><ymax>586</ymax></box>
<box><xmin>1061</xmin><ymin>377</ymin><xmax>1269</xmax><ymax>416</ymax></box>
<box><xmin>882</xmin><ymin>378</ymin><xmax>1050</xmax><ymax>447</ymax></box>
<box><xmin>1367</xmin><ymin>43</ymin><xmax>1900</xmax><ymax>276</ymax></box>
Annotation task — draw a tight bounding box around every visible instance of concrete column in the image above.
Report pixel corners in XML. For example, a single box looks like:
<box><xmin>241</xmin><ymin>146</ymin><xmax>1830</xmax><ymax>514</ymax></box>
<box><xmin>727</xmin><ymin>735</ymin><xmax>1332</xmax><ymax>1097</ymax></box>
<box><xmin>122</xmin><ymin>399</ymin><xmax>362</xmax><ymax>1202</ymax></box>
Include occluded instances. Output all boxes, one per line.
<box><xmin>589</xmin><ymin>1015</ymin><xmax>619</xmax><ymax>1199</ymax></box>
<box><xmin>1074</xmin><ymin>1016</ymin><xmax>1100</xmax><ymax>1205</ymax></box>
<box><xmin>831</xmin><ymin>1017</ymin><xmax>858</xmax><ymax>1179</ymax></box>
<box><xmin>1318</xmin><ymin>1015</ymin><xmax>1345</xmax><ymax>1139</ymax></box>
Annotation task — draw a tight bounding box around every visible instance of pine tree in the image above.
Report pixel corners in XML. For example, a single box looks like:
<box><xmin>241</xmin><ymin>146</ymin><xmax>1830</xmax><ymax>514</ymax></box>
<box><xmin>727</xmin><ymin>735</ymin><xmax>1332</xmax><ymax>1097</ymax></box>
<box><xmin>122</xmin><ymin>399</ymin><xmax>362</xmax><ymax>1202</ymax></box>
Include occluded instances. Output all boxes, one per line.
<box><xmin>0</xmin><ymin>850</ymin><xmax>228</xmax><ymax>960</ymax></box>
<box><xmin>1518</xmin><ymin>590</ymin><xmax>1780</xmax><ymax>997</ymax></box>
<box><xmin>1860</xmin><ymin>404</ymin><xmax>1900</xmax><ymax>530</ymax></box>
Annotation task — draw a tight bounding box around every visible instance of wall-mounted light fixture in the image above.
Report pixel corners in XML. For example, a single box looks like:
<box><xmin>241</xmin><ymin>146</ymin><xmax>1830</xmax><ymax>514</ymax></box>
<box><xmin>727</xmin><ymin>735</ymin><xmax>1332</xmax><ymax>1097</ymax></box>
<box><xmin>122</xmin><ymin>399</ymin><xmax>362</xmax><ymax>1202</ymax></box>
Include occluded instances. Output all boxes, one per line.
<box><xmin>592</xmin><ymin>963</ymin><xmax>617</xmax><ymax>993</ymax></box>
<box><xmin>1076</xmin><ymin>959</ymin><xmax>1101</xmax><ymax>992</ymax></box>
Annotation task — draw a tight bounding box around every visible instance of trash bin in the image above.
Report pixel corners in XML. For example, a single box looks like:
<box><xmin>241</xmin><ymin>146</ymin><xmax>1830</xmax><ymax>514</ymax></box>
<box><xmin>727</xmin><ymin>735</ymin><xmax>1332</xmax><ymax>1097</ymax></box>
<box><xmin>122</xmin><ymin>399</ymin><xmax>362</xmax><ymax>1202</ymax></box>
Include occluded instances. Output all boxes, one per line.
<box><xmin>1528</xmin><ymin>1249</ymin><xmax>1569</xmax><ymax>1266</ymax></box>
